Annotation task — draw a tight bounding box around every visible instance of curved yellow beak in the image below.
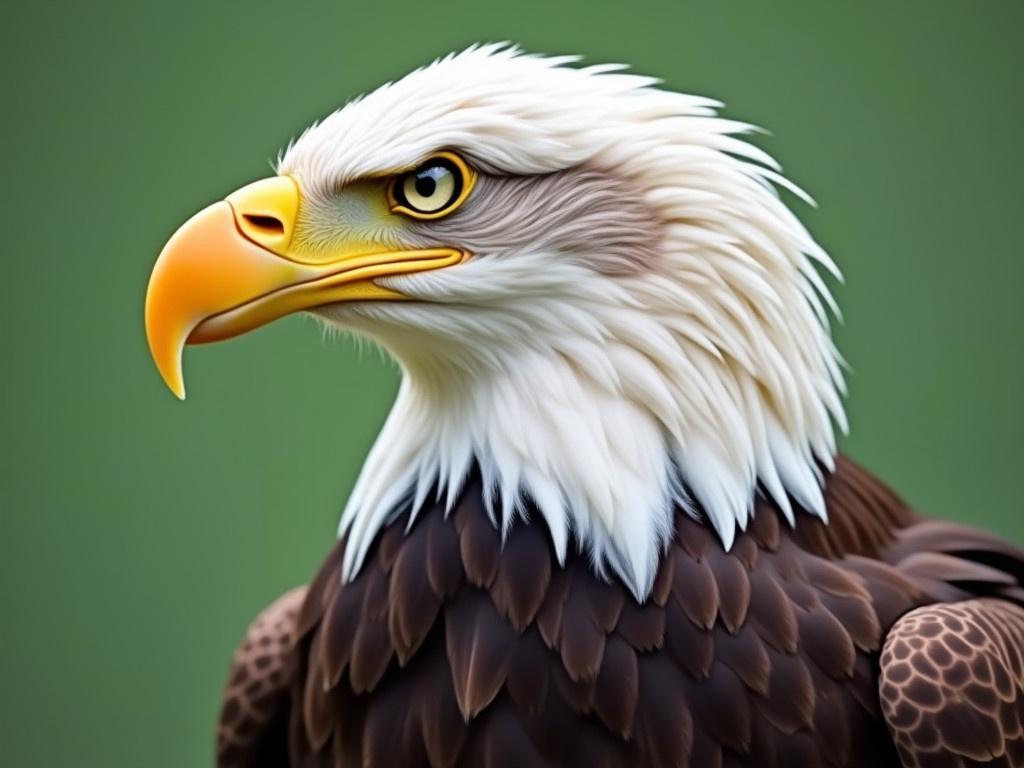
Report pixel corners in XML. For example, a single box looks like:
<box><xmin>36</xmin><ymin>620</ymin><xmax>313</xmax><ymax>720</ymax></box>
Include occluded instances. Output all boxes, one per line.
<box><xmin>144</xmin><ymin>176</ymin><xmax>464</xmax><ymax>399</ymax></box>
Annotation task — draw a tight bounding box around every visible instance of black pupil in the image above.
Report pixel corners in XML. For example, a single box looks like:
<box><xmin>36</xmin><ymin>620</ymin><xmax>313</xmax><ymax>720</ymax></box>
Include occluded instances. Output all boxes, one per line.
<box><xmin>415</xmin><ymin>173</ymin><xmax>437</xmax><ymax>198</ymax></box>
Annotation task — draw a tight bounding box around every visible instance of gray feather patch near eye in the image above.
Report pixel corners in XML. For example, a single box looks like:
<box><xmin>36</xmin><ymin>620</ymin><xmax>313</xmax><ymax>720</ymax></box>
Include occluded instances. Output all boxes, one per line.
<box><xmin>406</xmin><ymin>167</ymin><xmax>663</xmax><ymax>275</ymax></box>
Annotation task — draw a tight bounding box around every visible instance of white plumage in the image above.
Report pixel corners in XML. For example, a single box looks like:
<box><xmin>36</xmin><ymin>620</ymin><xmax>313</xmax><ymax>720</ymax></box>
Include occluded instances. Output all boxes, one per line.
<box><xmin>279</xmin><ymin>44</ymin><xmax>845</xmax><ymax>600</ymax></box>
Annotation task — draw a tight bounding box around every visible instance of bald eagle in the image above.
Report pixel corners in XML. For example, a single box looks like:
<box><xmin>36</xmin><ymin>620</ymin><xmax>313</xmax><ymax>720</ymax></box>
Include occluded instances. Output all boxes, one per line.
<box><xmin>145</xmin><ymin>46</ymin><xmax>1024</xmax><ymax>768</ymax></box>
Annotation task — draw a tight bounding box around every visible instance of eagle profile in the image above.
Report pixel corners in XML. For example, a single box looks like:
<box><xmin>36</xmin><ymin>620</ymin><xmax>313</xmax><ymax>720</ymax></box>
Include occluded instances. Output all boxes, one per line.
<box><xmin>144</xmin><ymin>45</ymin><xmax>1024</xmax><ymax>768</ymax></box>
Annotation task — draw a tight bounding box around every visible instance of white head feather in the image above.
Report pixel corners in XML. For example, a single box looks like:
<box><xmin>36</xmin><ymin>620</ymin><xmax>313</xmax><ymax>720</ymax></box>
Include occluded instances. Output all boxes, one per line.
<box><xmin>278</xmin><ymin>44</ymin><xmax>845</xmax><ymax>600</ymax></box>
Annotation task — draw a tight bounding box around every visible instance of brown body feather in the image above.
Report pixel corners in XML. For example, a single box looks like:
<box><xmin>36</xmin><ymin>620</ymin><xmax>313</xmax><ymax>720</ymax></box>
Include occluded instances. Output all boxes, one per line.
<box><xmin>218</xmin><ymin>456</ymin><xmax>1024</xmax><ymax>767</ymax></box>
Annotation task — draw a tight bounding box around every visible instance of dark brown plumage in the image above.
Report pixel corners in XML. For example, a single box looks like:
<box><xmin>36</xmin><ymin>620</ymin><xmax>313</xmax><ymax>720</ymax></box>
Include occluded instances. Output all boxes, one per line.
<box><xmin>218</xmin><ymin>587</ymin><xmax>306</xmax><ymax>767</ymax></box>
<box><xmin>218</xmin><ymin>456</ymin><xmax>1024</xmax><ymax>767</ymax></box>
<box><xmin>880</xmin><ymin>600</ymin><xmax>1024</xmax><ymax>767</ymax></box>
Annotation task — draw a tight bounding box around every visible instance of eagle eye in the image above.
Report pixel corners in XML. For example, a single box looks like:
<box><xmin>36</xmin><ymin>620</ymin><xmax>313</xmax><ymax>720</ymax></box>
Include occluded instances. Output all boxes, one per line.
<box><xmin>388</xmin><ymin>152</ymin><xmax>476</xmax><ymax>220</ymax></box>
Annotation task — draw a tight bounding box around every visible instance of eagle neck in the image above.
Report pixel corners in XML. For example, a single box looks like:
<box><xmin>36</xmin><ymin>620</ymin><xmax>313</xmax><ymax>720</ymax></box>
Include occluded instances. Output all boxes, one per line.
<box><xmin>339</xmin><ymin>342</ymin><xmax>680</xmax><ymax>600</ymax></box>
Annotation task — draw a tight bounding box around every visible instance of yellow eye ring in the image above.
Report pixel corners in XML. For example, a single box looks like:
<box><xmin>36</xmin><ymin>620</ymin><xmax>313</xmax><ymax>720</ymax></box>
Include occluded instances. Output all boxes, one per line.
<box><xmin>387</xmin><ymin>151</ymin><xmax>476</xmax><ymax>220</ymax></box>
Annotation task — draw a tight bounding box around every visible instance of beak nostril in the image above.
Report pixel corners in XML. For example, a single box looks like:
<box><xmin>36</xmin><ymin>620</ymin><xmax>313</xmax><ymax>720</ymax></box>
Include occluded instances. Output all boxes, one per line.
<box><xmin>225</xmin><ymin>177</ymin><xmax>298</xmax><ymax>255</ymax></box>
<box><xmin>242</xmin><ymin>214</ymin><xmax>286</xmax><ymax>237</ymax></box>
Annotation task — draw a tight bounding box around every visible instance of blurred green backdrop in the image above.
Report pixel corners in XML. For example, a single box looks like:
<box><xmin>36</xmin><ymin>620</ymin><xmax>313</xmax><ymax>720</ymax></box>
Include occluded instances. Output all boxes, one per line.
<box><xmin>2</xmin><ymin>0</ymin><xmax>1021</xmax><ymax>765</ymax></box>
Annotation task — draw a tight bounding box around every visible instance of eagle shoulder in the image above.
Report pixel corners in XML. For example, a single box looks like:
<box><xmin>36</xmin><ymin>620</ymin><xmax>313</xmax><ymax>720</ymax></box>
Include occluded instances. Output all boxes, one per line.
<box><xmin>217</xmin><ymin>586</ymin><xmax>306</xmax><ymax>768</ymax></box>
<box><xmin>880</xmin><ymin>599</ymin><xmax>1024</xmax><ymax>767</ymax></box>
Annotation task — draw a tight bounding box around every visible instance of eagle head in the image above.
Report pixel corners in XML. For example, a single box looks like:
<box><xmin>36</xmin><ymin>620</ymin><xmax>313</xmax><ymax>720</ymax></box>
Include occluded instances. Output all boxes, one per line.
<box><xmin>145</xmin><ymin>45</ymin><xmax>844</xmax><ymax>599</ymax></box>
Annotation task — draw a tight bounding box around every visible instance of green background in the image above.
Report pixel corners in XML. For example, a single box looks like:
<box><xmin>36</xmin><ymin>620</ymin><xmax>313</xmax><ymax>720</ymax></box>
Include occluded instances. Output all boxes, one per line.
<box><xmin>2</xmin><ymin>1</ymin><xmax>1021</xmax><ymax>765</ymax></box>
